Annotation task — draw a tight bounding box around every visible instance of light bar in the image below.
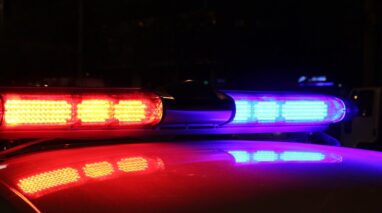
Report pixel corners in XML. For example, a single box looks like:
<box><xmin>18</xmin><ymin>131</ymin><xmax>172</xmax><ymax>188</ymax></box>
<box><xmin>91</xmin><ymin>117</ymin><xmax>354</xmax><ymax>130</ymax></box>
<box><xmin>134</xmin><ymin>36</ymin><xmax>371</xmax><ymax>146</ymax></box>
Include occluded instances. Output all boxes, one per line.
<box><xmin>225</xmin><ymin>92</ymin><xmax>346</xmax><ymax>126</ymax></box>
<box><xmin>0</xmin><ymin>91</ymin><xmax>163</xmax><ymax>130</ymax></box>
<box><xmin>228</xmin><ymin>150</ymin><xmax>342</xmax><ymax>164</ymax></box>
<box><xmin>0</xmin><ymin>89</ymin><xmax>348</xmax><ymax>138</ymax></box>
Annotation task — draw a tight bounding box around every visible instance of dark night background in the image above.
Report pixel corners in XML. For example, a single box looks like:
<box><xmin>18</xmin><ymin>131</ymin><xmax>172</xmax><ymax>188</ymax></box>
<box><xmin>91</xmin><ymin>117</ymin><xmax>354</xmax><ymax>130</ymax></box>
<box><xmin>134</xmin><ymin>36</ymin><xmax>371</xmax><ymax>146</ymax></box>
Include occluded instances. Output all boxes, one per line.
<box><xmin>0</xmin><ymin>0</ymin><xmax>381</xmax><ymax>92</ymax></box>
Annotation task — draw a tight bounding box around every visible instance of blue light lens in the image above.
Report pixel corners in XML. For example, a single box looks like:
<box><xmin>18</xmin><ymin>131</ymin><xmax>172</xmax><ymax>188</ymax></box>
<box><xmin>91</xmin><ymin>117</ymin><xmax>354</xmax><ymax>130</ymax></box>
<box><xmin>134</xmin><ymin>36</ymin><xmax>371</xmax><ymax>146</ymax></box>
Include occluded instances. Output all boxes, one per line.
<box><xmin>281</xmin><ymin>101</ymin><xmax>328</xmax><ymax>121</ymax></box>
<box><xmin>252</xmin><ymin>151</ymin><xmax>278</xmax><ymax>162</ymax></box>
<box><xmin>228</xmin><ymin>151</ymin><xmax>250</xmax><ymax>163</ymax></box>
<box><xmin>234</xmin><ymin>101</ymin><xmax>251</xmax><ymax>122</ymax></box>
<box><xmin>226</xmin><ymin>92</ymin><xmax>346</xmax><ymax>126</ymax></box>
<box><xmin>254</xmin><ymin>102</ymin><xmax>279</xmax><ymax>121</ymax></box>
<box><xmin>279</xmin><ymin>151</ymin><xmax>325</xmax><ymax>161</ymax></box>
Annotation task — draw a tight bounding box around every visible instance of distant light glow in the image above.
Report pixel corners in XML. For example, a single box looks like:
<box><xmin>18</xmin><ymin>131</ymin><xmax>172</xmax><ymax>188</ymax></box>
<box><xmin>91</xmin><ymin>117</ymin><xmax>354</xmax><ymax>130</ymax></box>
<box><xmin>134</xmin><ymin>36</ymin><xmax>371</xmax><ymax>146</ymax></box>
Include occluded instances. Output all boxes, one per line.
<box><xmin>228</xmin><ymin>151</ymin><xmax>250</xmax><ymax>163</ymax></box>
<box><xmin>300</xmin><ymin>82</ymin><xmax>335</xmax><ymax>87</ymax></box>
<box><xmin>311</xmin><ymin>76</ymin><xmax>327</xmax><ymax>82</ymax></box>
<box><xmin>298</xmin><ymin>76</ymin><xmax>307</xmax><ymax>83</ymax></box>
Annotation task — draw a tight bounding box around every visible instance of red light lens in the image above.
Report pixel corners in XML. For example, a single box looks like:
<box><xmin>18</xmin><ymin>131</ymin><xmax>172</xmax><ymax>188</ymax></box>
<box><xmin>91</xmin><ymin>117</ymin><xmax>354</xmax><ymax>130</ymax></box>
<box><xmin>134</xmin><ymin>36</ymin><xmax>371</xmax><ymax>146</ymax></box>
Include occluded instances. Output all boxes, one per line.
<box><xmin>3</xmin><ymin>95</ymin><xmax>73</xmax><ymax>127</ymax></box>
<box><xmin>0</xmin><ymin>92</ymin><xmax>162</xmax><ymax>130</ymax></box>
<box><xmin>115</xmin><ymin>97</ymin><xmax>162</xmax><ymax>126</ymax></box>
<box><xmin>77</xmin><ymin>99</ymin><xmax>113</xmax><ymax>124</ymax></box>
<box><xmin>115</xmin><ymin>100</ymin><xmax>147</xmax><ymax>123</ymax></box>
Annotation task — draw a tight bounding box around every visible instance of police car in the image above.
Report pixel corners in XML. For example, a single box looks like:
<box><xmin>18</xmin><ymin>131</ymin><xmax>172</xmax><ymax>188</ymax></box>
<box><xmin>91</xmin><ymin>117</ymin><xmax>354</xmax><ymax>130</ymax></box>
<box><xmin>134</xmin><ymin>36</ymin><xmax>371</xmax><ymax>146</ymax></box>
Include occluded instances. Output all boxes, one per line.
<box><xmin>0</xmin><ymin>86</ymin><xmax>382</xmax><ymax>212</ymax></box>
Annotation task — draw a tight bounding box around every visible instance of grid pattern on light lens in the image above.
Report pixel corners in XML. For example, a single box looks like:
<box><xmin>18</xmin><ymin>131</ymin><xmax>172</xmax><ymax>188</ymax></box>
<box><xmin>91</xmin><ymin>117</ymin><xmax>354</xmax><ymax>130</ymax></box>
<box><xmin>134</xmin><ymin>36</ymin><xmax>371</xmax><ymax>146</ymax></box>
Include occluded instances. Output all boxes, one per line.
<box><xmin>254</xmin><ymin>102</ymin><xmax>279</xmax><ymax>121</ymax></box>
<box><xmin>281</xmin><ymin>101</ymin><xmax>328</xmax><ymax>121</ymax></box>
<box><xmin>4</xmin><ymin>99</ymin><xmax>72</xmax><ymax>126</ymax></box>
<box><xmin>115</xmin><ymin>100</ymin><xmax>147</xmax><ymax>123</ymax></box>
<box><xmin>233</xmin><ymin>101</ymin><xmax>251</xmax><ymax>122</ymax></box>
<box><xmin>77</xmin><ymin>99</ymin><xmax>112</xmax><ymax>123</ymax></box>
<box><xmin>233</xmin><ymin>99</ymin><xmax>330</xmax><ymax>123</ymax></box>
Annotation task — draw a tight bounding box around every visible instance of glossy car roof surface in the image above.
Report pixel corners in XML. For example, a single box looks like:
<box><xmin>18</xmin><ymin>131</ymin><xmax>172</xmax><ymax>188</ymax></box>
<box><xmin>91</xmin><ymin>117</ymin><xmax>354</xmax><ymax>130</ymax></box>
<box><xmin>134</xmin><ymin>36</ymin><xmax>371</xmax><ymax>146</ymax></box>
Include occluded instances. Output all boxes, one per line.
<box><xmin>1</xmin><ymin>140</ymin><xmax>382</xmax><ymax>212</ymax></box>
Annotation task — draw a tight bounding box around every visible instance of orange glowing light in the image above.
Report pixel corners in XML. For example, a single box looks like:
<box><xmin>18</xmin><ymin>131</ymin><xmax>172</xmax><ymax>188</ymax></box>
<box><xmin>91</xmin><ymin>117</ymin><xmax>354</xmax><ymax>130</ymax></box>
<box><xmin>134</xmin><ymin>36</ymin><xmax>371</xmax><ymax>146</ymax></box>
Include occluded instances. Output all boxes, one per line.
<box><xmin>114</xmin><ymin>100</ymin><xmax>147</xmax><ymax>122</ymax></box>
<box><xmin>83</xmin><ymin>161</ymin><xmax>114</xmax><ymax>178</ymax></box>
<box><xmin>77</xmin><ymin>99</ymin><xmax>112</xmax><ymax>123</ymax></box>
<box><xmin>18</xmin><ymin>168</ymin><xmax>80</xmax><ymax>194</ymax></box>
<box><xmin>1</xmin><ymin>92</ymin><xmax>163</xmax><ymax>130</ymax></box>
<box><xmin>4</xmin><ymin>99</ymin><xmax>72</xmax><ymax>126</ymax></box>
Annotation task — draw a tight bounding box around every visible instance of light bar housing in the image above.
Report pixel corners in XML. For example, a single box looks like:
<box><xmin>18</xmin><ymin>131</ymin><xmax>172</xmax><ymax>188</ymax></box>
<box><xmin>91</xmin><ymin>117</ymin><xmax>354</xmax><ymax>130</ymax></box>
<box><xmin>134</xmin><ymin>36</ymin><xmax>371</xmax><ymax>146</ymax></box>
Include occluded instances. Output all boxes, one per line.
<box><xmin>0</xmin><ymin>88</ymin><xmax>347</xmax><ymax>139</ymax></box>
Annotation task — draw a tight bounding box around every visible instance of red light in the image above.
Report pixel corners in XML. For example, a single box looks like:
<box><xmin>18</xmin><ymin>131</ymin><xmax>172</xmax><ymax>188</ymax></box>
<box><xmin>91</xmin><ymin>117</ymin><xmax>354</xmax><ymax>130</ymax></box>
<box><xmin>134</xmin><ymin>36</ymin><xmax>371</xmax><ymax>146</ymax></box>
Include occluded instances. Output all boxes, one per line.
<box><xmin>115</xmin><ymin>100</ymin><xmax>147</xmax><ymax>122</ymax></box>
<box><xmin>77</xmin><ymin>99</ymin><xmax>113</xmax><ymax>124</ymax></box>
<box><xmin>115</xmin><ymin>97</ymin><xmax>162</xmax><ymax>126</ymax></box>
<box><xmin>83</xmin><ymin>161</ymin><xmax>114</xmax><ymax>178</ymax></box>
<box><xmin>0</xmin><ymin>91</ymin><xmax>162</xmax><ymax>131</ymax></box>
<box><xmin>3</xmin><ymin>95</ymin><xmax>73</xmax><ymax>127</ymax></box>
<box><xmin>18</xmin><ymin>168</ymin><xmax>80</xmax><ymax>194</ymax></box>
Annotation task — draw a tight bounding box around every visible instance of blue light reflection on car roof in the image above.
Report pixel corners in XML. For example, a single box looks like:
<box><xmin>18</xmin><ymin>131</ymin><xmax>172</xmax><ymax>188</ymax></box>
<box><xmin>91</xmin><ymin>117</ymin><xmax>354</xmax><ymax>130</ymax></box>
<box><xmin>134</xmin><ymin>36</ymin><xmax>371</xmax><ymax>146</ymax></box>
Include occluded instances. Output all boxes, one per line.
<box><xmin>228</xmin><ymin>150</ymin><xmax>342</xmax><ymax>164</ymax></box>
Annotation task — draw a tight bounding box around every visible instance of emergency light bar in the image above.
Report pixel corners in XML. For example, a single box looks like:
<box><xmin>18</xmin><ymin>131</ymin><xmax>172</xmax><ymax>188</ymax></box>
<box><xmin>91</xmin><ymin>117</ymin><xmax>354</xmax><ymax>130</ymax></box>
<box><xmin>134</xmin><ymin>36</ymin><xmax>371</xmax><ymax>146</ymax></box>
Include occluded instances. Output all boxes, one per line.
<box><xmin>0</xmin><ymin>88</ymin><xmax>347</xmax><ymax>139</ymax></box>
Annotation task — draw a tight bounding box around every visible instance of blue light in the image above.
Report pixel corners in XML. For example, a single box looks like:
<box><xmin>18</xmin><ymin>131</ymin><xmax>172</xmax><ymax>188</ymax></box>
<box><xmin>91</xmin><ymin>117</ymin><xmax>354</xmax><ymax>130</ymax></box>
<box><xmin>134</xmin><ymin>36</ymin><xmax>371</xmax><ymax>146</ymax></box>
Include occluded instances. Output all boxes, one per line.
<box><xmin>298</xmin><ymin>76</ymin><xmax>307</xmax><ymax>83</ymax></box>
<box><xmin>228</xmin><ymin>151</ymin><xmax>250</xmax><ymax>163</ymax></box>
<box><xmin>280</xmin><ymin>151</ymin><xmax>325</xmax><ymax>161</ymax></box>
<box><xmin>254</xmin><ymin>102</ymin><xmax>279</xmax><ymax>122</ymax></box>
<box><xmin>311</xmin><ymin>76</ymin><xmax>327</xmax><ymax>82</ymax></box>
<box><xmin>281</xmin><ymin>101</ymin><xmax>328</xmax><ymax>121</ymax></box>
<box><xmin>225</xmin><ymin>92</ymin><xmax>346</xmax><ymax>126</ymax></box>
<box><xmin>252</xmin><ymin>151</ymin><xmax>278</xmax><ymax>162</ymax></box>
<box><xmin>234</xmin><ymin>101</ymin><xmax>251</xmax><ymax>122</ymax></box>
